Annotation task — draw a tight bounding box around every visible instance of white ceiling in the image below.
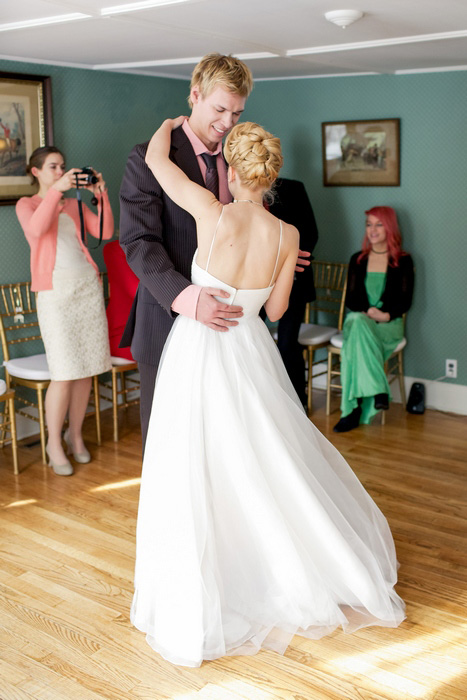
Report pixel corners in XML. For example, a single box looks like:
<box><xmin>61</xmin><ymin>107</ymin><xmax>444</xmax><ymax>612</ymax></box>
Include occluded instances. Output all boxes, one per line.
<box><xmin>1</xmin><ymin>0</ymin><xmax>467</xmax><ymax>81</ymax></box>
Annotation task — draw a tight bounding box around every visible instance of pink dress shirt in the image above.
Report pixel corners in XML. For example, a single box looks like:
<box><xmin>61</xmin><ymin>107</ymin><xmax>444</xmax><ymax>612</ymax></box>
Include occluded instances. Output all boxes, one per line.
<box><xmin>171</xmin><ymin>119</ymin><xmax>231</xmax><ymax>319</ymax></box>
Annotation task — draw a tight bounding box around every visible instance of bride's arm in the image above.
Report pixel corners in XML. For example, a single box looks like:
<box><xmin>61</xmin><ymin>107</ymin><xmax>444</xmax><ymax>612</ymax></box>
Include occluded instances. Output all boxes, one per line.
<box><xmin>145</xmin><ymin>117</ymin><xmax>219</xmax><ymax>220</ymax></box>
<box><xmin>264</xmin><ymin>224</ymin><xmax>299</xmax><ymax>322</ymax></box>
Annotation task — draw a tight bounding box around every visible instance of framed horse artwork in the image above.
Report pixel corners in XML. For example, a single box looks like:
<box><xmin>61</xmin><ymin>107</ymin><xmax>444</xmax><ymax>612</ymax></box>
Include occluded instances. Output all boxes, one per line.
<box><xmin>0</xmin><ymin>72</ymin><xmax>53</xmax><ymax>205</ymax></box>
<box><xmin>321</xmin><ymin>118</ymin><xmax>400</xmax><ymax>187</ymax></box>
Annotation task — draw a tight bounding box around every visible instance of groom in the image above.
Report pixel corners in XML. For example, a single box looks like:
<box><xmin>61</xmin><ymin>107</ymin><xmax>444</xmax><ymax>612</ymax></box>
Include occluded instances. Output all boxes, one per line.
<box><xmin>120</xmin><ymin>53</ymin><xmax>311</xmax><ymax>449</ymax></box>
<box><xmin>119</xmin><ymin>54</ymin><xmax>254</xmax><ymax>448</ymax></box>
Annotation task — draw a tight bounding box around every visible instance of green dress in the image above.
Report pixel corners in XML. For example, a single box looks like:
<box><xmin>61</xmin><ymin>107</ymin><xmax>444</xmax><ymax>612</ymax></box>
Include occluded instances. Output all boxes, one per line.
<box><xmin>340</xmin><ymin>272</ymin><xmax>404</xmax><ymax>424</ymax></box>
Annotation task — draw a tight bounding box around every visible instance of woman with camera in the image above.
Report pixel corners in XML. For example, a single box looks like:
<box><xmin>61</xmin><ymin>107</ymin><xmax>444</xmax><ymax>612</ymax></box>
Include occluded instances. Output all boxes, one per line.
<box><xmin>16</xmin><ymin>146</ymin><xmax>113</xmax><ymax>475</ymax></box>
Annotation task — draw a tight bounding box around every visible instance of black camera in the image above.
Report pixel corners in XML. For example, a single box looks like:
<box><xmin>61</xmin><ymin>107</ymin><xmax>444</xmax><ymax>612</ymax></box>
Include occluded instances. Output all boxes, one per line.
<box><xmin>78</xmin><ymin>166</ymin><xmax>98</xmax><ymax>185</ymax></box>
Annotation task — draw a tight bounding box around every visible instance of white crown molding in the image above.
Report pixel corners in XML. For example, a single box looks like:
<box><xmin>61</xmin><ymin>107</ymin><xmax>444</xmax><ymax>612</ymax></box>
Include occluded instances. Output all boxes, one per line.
<box><xmin>255</xmin><ymin>71</ymin><xmax>379</xmax><ymax>82</ymax></box>
<box><xmin>395</xmin><ymin>64</ymin><xmax>467</xmax><ymax>75</ymax></box>
<box><xmin>0</xmin><ymin>53</ymin><xmax>93</xmax><ymax>70</ymax></box>
<box><xmin>287</xmin><ymin>28</ymin><xmax>467</xmax><ymax>57</ymax></box>
<box><xmin>93</xmin><ymin>56</ymin><xmax>203</xmax><ymax>70</ymax></box>
<box><xmin>1</xmin><ymin>53</ymin><xmax>467</xmax><ymax>81</ymax></box>
<box><xmin>94</xmin><ymin>51</ymin><xmax>278</xmax><ymax>71</ymax></box>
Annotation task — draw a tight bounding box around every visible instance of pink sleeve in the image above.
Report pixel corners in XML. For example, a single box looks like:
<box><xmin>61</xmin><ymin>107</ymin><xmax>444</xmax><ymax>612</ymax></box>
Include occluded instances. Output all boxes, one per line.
<box><xmin>16</xmin><ymin>188</ymin><xmax>62</xmax><ymax>241</ymax></box>
<box><xmin>171</xmin><ymin>284</ymin><xmax>202</xmax><ymax>319</ymax></box>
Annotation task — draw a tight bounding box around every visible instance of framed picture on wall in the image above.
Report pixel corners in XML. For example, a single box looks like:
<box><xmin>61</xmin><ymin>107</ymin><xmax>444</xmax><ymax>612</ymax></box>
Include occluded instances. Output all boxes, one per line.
<box><xmin>322</xmin><ymin>118</ymin><xmax>400</xmax><ymax>187</ymax></box>
<box><xmin>0</xmin><ymin>72</ymin><xmax>53</xmax><ymax>206</ymax></box>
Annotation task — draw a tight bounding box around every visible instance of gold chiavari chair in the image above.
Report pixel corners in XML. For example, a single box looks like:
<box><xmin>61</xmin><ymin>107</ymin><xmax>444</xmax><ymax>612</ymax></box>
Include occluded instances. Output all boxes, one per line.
<box><xmin>0</xmin><ymin>386</ymin><xmax>19</xmax><ymax>474</ymax></box>
<box><xmin>297</xmin><ymin>261</ymin><xmax>348</xmax><ymax>416</ymax></box>
<box><xmin>0</xmin><ymin>282</ymin><xmax>101</xmax><ymax>465</ymax></box>
<box><xmin>326</xmin><ymin>315</ymin><xmax>408</xmax><ymax>425</ymax></box>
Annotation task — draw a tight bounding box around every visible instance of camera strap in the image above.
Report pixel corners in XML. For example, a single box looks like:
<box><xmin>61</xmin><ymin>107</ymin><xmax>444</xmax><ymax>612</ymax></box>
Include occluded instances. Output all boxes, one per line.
<box><xmin>88</xmin><ymin>193</ymin><xmax>104</xmax><ymax>249</ymax></box>
<box><xmin>75</xmin><ymin>173</ymin><xmax>86</xmax><ymax>244</ymax></box>
<box><xmin>74</xmin><ymin>173</ymin><xmax>104</xmax><ymax>248</ymax></box>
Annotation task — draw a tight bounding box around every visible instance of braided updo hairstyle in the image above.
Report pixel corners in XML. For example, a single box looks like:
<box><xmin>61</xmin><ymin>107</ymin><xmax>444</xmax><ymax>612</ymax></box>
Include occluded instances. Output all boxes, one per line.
<box><xmin>224</xmin><ymin>122</ymin><xmax>283</xmax><ymax>194</ymax></box>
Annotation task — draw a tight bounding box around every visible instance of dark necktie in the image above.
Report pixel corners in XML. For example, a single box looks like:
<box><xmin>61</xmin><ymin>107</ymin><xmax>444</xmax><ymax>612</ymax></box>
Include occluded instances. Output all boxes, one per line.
<box><xmin>200</xmin><ymin>153</ymin><xmax>219</xmax><ymax>199</ymax></box>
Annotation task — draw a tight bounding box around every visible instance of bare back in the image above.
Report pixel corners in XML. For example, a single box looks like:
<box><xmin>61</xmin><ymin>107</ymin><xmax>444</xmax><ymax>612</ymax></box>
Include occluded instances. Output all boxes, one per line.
<box><xmin>196</xmin><ymin>202</ymin><xmax>293</xmax><ymax>290</ymax></box>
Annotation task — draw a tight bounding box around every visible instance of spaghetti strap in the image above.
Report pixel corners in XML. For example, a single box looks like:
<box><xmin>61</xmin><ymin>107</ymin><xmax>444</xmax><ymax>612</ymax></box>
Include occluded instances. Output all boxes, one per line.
<box><xmin>206</xmin><ymin>207</ymin><xmax>225</xmax><ymax>274</ymax></box>
<box><xmin>269</xmin><ymin>220</ymin><xmax>283</xmax><ymax>286</ymax></box>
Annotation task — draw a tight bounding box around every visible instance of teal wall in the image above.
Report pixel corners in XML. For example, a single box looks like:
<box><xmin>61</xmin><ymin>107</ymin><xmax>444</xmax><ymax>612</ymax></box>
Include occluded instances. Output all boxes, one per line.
<box><xmin>1</xmin><ymin>58</ymin><xmax>466</xmax><ymax>387</ymax></box>
<box><xmin>244</xmin><ymin>72</ymin><xmax>467</xmax><ymax>385</ymax></box>
<box><xmin>0</xmin><ymin>58</ymin><xmax>188</xmax><ymax>280</ymax></box>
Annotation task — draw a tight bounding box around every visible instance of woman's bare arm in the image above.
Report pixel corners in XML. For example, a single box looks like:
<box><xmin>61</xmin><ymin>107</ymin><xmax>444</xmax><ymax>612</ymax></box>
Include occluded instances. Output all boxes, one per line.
<box><xmin>145</xmin><ymin>117</ymin><xmax>220</xmax><ymax>221</ymax></box>
<box><xmin>264</xmin><ymin>224</ymin><xmax>299</xmax><ymax>322</ymax></box>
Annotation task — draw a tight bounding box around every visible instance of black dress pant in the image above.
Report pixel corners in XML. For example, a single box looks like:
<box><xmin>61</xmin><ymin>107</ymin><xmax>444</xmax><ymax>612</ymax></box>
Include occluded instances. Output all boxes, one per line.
<box><xmin>138</xmin><ymin>361</ymin><xmax>158</xmax><ymax>454</ymax></box>
<box><xmin>277</xmin><ymin>289</ymin><xmax>307</xmax><ymax>406</ymax></box>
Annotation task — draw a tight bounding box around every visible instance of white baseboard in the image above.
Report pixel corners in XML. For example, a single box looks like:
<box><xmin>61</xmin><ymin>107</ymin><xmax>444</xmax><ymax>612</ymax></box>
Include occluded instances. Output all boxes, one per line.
<box><xmin>9</xmin><ymin>367</ymin><xmax>465</xmax><ymax>443</ymax></box>
<box><xmin>312</xmin><ymin>363</ymin><xmax>466</xmax><ymax>415</ymax></box>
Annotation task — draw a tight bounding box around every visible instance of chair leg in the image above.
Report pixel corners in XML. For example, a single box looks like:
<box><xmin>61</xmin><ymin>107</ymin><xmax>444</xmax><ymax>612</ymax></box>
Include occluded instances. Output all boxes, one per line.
<box><xmin>398</xmin><ymin>352</ymin><xmax>406</xmax><ymax>406</ymax></box>
<box><xmin>307</xmin><ymin>348</ymin><xmax>314</xmax><ymax>417</ymax></box>
<box><xmin>326</xmin><ymin>350</ymin><xmax>332</xmax><ymax>416</ymax></box>
<box><xmin>93</xmin><ymin>375</ymin><xmax>101</xmax><ymax>446</ymax></box>
<box><xmin>112</xmin><ymin>369</ymin><xmax>119</xmax><ymax>442</ymax></box>
<box><xmin>381</xmin><ymin>361</ymin><xmax>388</xmax><ymax>425</ymax></box>
<box><xmin>8</xmin><ymin>395</ymin><xmax>19</xmax><ymax>476</ymax></box>
<box><xmin>121</xmin><ymin>373</ymin><xmax>127</xmax><ymax>410</ymax></box>
<box><xmin>0</xmin><ymin>403</ymin><xmax>6</xmax><ymax>446</ymax></box>
<box><xmin>37</xmin><ymin>388</ymin><xmax>47</xmax><ymax>465</ymax></box>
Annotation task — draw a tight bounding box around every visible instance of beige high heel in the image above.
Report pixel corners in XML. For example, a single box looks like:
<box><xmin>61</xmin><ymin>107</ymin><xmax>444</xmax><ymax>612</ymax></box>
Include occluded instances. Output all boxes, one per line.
<box><xmin>64</xmin><ymin>429</ymin><xmax>91</xmax><ymax>464</ymax></box>
<box><xmin>46</xmin><ymin>446</ymin><xmax>74</xmax><ymax>476</ymax></box>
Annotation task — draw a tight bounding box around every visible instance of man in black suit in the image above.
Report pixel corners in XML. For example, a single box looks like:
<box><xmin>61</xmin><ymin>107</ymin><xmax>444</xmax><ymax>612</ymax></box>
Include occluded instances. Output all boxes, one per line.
<box><xmin>269</xmin><ymin>178</ymin><xmax>318</xmax><ymax>405</ymax></box>
<box><xmin>119</xmin><ymin>54</ymin><xmax>253</xmax><ymax>448</ymax></box>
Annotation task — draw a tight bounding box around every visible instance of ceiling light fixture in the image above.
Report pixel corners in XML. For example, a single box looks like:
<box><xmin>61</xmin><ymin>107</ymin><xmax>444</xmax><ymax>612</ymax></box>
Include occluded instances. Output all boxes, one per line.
<box><xmin>325</xmin><ymin>9</ymin><xmax>363</xmax><ymax>29</ymax></box>
<box><xmin>101</xmin><ymin>0</ymin><xmax>189</xmax><ymax>16</ymax></box>
<box><xmin>0</xmin><ymin>13</ymin><xmax>91</xmax><ymax>32</ymax></box>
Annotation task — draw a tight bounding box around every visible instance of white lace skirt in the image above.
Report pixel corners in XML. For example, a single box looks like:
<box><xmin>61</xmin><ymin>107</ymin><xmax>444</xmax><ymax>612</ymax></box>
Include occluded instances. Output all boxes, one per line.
<box><xmin>37</xmin><ymin>267</ymin><xmax>111</xmax><ymax>381</ymax></box>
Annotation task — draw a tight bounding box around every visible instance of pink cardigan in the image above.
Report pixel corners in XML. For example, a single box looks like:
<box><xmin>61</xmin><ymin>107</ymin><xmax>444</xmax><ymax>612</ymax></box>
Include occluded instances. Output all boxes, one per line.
<box><xmin>16</xmin><ymin>187</ymin><xmax>114</xmax><ymax>291</ymax></box>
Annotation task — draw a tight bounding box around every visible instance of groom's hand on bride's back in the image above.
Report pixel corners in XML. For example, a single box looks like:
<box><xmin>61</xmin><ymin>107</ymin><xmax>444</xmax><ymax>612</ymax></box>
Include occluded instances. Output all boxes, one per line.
<box><xmin>196</xmin><ymin>288</ymin><xmax>243</xmax><ymax>332</ymax></box>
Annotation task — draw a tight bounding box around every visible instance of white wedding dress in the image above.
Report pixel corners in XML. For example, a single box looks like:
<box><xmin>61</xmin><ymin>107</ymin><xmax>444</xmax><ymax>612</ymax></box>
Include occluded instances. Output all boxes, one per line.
<box><xmin>131</xmin><ymin>215</ymin><xmax>405</xmax><ymax>668</ymax></box>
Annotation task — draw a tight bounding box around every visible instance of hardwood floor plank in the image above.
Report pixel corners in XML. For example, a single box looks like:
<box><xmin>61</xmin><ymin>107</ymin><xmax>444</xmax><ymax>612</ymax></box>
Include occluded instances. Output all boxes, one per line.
<box><xmin>0</xmin><ymin>403</ymin><xmax>466</xmax><ymax>699</ymax></box>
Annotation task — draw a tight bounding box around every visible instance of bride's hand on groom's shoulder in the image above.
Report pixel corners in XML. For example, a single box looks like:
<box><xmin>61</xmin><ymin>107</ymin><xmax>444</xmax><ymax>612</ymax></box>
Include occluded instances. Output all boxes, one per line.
<box><xmin>146</xmin><ymin>117</ymin><xmax>187</xmax><ymax>166</ymax></box>
<box><xmin>168</xmin><ymin>116</ymin><xmax>187</xmax><ymax>130</ymax></box>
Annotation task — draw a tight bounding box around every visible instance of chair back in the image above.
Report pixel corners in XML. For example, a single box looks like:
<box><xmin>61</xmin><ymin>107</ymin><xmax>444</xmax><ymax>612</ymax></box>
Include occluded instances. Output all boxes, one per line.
<box><xmin>305</xmin><ymin>261</ymin><xmax>348</xmax><ymax>330</ymax></box>
<box><xmin>0</xmin><ymin>282</ymin><xmax>42</xmax><ymax>367</ymax></box>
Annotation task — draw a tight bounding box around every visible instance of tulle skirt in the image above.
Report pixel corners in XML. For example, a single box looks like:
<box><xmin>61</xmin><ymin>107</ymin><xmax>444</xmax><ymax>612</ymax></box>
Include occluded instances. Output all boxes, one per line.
<box><xmin>132</xmin><ymin>315</ymin><xmax>405</xmax><ymax>667</ymax></box>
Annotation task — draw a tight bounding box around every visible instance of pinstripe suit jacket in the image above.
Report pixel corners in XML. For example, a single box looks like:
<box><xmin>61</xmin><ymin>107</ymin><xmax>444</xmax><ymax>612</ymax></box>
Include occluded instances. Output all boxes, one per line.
<box><xmin>119</xmin><ymin>126</ymin><xmax>207</xmax><ymax>367</ymax></box>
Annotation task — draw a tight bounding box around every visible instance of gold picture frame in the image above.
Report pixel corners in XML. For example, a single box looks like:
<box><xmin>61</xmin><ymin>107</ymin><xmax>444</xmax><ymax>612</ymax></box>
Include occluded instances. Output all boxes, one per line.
<box><xmin>0</xmin><ymin>72</ymin><xmax>53</xmax><ymax>205</ymax></box>
<box><xmin>322</xmin><ymin>118</ymin><xmax>400</xmax><ymax>187</ymax></box>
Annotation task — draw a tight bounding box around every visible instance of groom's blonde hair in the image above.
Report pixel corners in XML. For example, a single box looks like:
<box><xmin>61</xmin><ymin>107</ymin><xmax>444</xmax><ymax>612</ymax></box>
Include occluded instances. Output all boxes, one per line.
<box><xmin>188</xmin><ymin>53</ymin><xmax>253</xmax><ymax>108</ymax></box>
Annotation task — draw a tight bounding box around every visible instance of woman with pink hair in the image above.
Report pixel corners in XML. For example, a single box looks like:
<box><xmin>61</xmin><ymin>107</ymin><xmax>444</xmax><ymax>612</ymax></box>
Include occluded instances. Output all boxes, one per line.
<box><xmin>333</xmin><ymin>206</ymin><xmax>414</xmax><ymax>433</ymax></box>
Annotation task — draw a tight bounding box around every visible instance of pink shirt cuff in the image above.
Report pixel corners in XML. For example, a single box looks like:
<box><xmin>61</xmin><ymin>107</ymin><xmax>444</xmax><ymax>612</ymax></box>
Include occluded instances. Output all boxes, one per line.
<box><xmin>171</xmin><ymin>284</ymin><xmax>202</xmax><ymax>319</ymax></box>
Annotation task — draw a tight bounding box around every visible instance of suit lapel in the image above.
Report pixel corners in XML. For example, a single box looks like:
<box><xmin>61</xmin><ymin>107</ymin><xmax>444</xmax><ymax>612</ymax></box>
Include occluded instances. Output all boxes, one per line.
<box><xmin>171</xmin><ymin>126</ymin><xmax>205</xmax><ymax>187</ymax></box>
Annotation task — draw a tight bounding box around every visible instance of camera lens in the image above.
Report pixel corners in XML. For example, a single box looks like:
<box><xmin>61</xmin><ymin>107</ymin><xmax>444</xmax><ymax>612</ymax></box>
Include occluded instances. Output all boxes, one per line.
<box><xmin>81</xmin><ymin>167</ymin><xmax>98</xmax><ymax>185</ymax></box>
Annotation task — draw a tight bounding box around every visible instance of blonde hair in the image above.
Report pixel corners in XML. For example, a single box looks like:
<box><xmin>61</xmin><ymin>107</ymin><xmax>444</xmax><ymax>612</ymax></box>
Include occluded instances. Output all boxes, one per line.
<box><xmin>224</xmin><ymin>122</ymin><xmax>283</xmax><ymax>192</ymax></box>
<box><xmin>188</xmin><ymin>53</ymin><xmax>253</xmax><ymax>108</ymax></box>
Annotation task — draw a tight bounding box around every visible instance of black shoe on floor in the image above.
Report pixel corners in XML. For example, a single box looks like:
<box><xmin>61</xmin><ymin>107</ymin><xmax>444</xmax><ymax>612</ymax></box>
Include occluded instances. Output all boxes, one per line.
<box><xmin>374</xmin><ymin>393</ymin><xmax>389</xmax><ymax>410</ymax></box>
<box><xmin>333</xmin><ymin>406</ymin><xmax>362</xmax><ymax>433</ymax></box>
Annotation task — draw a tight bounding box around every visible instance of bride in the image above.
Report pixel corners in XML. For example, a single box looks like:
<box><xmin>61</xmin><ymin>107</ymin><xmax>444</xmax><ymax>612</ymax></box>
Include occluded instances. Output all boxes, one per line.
<box><xmin>131</xmin><ymin>117</ymin><xmax>406</xmax><ymax>667</ymax></box>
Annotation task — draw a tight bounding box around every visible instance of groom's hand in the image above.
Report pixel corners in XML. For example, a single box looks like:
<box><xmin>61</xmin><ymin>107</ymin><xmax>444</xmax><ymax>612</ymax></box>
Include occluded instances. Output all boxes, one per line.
<box><xmin>196</xmin><ymin>287</ymin><xmax>243</xmax><ymax>331</ymax></box>
<box><xmin>295</xmin><ymin>249</ymin><xmax>311</xmax><ymax>272</ymax></box>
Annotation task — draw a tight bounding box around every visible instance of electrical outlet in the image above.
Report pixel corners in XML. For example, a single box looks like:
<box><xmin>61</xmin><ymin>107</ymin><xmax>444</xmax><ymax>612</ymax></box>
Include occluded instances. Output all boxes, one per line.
<box><xmin>446</xmin><ymin>359</ymin><xmax>457</xmax><ymax>379</ymax></box>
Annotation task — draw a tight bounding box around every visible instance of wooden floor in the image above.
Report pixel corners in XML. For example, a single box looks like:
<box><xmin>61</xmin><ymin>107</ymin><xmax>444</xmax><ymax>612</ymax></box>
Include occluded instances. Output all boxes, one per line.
<box><xmin>0</xmin><ymin>395</ymin><xmax>466</xmax><ymax>700</ymax></box>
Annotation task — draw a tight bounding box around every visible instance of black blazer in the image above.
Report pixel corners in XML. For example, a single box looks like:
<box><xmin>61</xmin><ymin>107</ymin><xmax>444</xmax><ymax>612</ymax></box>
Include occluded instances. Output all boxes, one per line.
<box><xmin>269</xmin><ymin>178</ymin><xmax>318</xmax><ymax>302</ymax></box>
<box><xmin>345</xmin><ymin>252</ymin><xmax>414</xmax><ymax>320</ymax></box>
<box><xmin>119</xmin><ymin>127</ymin><xmax>206</xmax><ymax>366</ymax></box>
